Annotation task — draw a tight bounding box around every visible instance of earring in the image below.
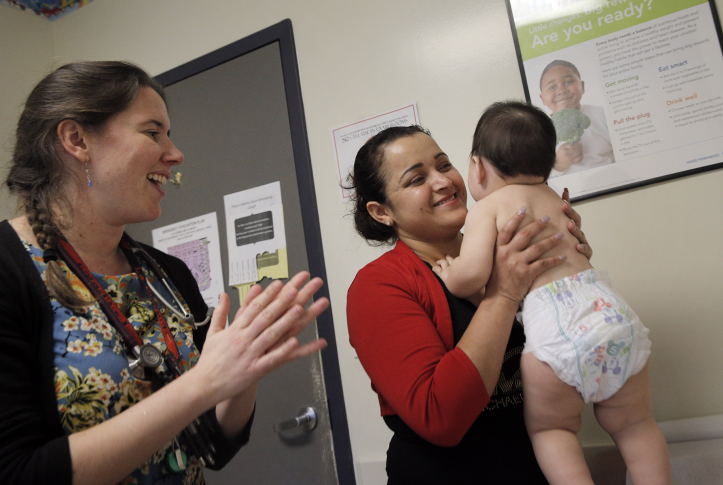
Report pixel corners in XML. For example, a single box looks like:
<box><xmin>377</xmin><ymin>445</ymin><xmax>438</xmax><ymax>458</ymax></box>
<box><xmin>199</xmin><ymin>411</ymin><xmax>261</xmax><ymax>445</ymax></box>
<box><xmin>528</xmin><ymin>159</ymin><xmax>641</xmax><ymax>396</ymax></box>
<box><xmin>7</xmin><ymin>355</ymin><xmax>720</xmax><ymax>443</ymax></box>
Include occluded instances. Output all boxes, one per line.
<box><xmin>386</xmin><ymin>221</ymin><xmax>391</xmax><ymax>226</ymax></box>
<box><xmin>85</xmin><ymin>163</ymin><xmax>92</xmax><ymax>187</ymax></box>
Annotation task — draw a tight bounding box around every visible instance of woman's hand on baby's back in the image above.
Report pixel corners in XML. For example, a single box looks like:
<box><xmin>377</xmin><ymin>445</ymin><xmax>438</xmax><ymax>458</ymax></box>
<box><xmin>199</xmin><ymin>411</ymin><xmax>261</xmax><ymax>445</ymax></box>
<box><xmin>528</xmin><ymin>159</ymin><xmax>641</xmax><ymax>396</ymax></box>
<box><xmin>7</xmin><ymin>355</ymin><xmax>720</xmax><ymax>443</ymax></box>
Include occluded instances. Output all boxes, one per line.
<box><xmin>487</xmin><ymin>208</ymin><xmax>566</xmax><ymax>305</ymax></box>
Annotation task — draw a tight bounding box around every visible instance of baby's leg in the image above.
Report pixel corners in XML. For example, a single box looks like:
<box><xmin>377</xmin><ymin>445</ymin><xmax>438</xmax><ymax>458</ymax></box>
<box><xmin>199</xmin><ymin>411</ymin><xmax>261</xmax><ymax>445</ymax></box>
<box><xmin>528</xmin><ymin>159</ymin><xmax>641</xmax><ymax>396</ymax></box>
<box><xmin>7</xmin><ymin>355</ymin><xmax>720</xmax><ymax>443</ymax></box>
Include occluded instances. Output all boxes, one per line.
<box><xmin>594</xmin><ymin>363</ymin><xmax>671</xmax><ymax>485</ymax></box>
<box><xmin>521</xmin><ymin>353</ymin><xmax>593</xmax><ymax>485</ymax></box>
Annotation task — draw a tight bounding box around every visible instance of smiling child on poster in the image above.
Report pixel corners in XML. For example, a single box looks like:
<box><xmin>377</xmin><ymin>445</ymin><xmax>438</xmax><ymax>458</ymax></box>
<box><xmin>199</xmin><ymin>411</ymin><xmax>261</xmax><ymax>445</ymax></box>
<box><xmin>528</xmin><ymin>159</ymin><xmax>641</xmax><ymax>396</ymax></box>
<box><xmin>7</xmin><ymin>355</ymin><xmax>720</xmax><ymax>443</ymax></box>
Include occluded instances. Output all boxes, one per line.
<box><xmin>539</xmin><ymin>59</ymin><xmax>616</xmax><ymax>176</ymax></box>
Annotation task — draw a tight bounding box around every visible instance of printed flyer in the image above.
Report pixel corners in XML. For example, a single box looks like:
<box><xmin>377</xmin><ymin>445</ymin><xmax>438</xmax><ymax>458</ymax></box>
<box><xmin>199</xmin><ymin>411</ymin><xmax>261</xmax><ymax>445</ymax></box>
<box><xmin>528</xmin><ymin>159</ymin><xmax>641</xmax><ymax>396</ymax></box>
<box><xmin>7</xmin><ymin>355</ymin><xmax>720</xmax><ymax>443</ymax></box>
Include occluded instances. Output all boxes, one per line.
<box><xmin>507</xmin><ymin>0</ymin><xmax>723</xmax><ymax>200</ymax></box>
<box><xmin>151</xmin><ymin>213</ymin><xmax>224</xmax><ymax>308</ymax></box>
<box><xmin>332</xmin><ymin>104</ymin><xmax>419</xmax><ymax>200</ymax></box>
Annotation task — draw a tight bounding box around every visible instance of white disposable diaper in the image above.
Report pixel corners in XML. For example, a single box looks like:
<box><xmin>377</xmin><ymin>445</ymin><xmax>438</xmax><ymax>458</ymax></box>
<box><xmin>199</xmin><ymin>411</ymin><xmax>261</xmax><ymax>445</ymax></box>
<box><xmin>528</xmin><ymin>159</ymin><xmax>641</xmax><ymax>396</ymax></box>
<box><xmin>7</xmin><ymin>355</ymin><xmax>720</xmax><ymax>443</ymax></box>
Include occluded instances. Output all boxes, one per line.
<box><xmin>520</xmin><ymin>269</ymin><xmax>651</xmax><ymax>403</ymax></box>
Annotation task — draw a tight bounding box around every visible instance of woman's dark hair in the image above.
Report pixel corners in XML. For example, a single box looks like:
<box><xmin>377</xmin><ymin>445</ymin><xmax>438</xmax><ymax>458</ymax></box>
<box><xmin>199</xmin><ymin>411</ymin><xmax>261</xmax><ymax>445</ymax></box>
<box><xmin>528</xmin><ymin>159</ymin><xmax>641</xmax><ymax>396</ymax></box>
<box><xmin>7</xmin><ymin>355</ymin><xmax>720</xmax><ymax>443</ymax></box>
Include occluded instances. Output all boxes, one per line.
<box><xmin>345</xmin><ymin>125</ymin><xmax>431</xmax><ymax>245</ymax></box>
<box><xmin>4</xmin><ymin>61</ymin><xmax>165</xmax><ymax>310</ymax></box>
<box><xmin>470</xmin><ymin>100</ymin><xmax>556</xmax><ymax>181</ymax></box>
<box><xmin>539</xmin><ymin>59</ymin><xmax>581</xmax><ymax>89</ymax></box>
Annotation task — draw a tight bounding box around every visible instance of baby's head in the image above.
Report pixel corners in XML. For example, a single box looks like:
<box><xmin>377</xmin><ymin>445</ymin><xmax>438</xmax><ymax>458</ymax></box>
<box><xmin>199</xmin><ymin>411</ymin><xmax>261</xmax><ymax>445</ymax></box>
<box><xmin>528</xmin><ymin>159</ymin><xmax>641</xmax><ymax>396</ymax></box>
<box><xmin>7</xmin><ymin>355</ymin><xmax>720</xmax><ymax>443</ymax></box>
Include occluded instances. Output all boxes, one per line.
<box><xmin>469</xmin><ymin>100</ymin><xmax>556</xmax><ymax>201</ymax></box>
<box><xmin>539</xmin><ymin>60</ymin><xmax>585</xmax><ymax>114</ymax></box>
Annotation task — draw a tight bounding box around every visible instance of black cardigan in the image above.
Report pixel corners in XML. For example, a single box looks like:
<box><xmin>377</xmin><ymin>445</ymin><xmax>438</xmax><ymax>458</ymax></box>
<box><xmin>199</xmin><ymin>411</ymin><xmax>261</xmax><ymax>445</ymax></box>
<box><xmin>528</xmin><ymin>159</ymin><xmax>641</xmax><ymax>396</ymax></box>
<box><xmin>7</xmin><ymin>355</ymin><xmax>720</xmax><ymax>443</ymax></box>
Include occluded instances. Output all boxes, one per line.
<box><xmin>0</xmin><ymin>220</ymin><xmax>251</xmax><ymax>484</ymax></box>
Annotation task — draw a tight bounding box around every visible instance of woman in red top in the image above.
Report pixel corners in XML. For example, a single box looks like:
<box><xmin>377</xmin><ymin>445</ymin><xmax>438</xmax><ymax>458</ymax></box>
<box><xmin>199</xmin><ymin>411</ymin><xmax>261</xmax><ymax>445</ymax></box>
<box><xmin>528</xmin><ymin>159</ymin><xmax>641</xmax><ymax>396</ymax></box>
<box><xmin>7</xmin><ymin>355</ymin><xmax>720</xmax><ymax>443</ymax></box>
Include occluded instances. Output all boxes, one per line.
<box><xmin>346</xmin><ymin>125</ymin><xmax>591</xmax><ymax>484</ymax></box>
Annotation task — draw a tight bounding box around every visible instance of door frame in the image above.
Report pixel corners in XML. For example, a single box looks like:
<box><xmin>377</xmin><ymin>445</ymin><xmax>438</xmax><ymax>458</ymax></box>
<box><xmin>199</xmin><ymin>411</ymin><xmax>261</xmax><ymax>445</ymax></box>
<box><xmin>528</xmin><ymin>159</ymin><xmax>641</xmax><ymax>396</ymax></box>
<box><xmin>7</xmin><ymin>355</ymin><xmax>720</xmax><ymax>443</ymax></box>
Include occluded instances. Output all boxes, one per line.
<box><xmin>156</xmin><ymin>19</ymin><xmax>356</xmax><ymax>485</ymax></box>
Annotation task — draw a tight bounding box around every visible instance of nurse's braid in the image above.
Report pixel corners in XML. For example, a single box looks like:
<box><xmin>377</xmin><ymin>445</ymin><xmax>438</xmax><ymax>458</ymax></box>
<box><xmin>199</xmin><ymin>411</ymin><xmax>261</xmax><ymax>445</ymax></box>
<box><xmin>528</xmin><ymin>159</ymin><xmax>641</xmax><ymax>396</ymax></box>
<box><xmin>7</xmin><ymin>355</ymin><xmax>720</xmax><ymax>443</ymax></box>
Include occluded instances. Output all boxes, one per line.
<box><xmin>26</xmin><ymin>198</ymin><xmax>92</xmax><ymax>310</ymax></box>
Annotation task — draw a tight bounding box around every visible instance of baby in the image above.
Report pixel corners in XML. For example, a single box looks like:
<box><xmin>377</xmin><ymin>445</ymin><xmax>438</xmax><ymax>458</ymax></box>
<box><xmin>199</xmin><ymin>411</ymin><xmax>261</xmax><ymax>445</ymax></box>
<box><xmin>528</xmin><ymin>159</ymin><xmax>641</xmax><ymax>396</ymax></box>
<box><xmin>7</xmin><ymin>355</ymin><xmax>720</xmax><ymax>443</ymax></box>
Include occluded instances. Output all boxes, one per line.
<box><xmin>539</xmin><ymin>59</ymin><xmax>615</xmax><ymax>175</ymax></box>
<box><xmin>434</xmin><ymin>101</ymin><xmax>670</xmax><ymax>484</ymax></box>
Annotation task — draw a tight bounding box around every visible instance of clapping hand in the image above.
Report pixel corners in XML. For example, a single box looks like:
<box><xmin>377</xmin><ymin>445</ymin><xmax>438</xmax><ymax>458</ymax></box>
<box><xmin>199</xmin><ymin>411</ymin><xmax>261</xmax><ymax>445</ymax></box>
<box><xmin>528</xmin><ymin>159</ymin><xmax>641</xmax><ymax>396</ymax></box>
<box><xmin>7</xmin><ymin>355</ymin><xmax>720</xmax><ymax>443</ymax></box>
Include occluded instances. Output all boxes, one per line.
<box><xmin>194</xmin><ymin>272</ymin><xmax>329</xmax><ymax>404</ymax></box>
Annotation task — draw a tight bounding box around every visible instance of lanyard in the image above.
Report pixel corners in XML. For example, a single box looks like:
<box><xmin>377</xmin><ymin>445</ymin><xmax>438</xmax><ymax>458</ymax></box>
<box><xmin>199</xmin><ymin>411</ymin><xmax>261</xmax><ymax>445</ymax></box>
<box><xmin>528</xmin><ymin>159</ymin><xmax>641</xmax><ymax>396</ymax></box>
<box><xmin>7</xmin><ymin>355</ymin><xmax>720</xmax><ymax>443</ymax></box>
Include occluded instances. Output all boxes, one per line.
<box><xmin>56</xmin><ymin>236</ymin><xmax>218</xmax><ymax>467</ymax></box>
<box><xmin>56</xmin><ymin>235</ymin><xmax>182</xmax><ymax>378</ymax></box>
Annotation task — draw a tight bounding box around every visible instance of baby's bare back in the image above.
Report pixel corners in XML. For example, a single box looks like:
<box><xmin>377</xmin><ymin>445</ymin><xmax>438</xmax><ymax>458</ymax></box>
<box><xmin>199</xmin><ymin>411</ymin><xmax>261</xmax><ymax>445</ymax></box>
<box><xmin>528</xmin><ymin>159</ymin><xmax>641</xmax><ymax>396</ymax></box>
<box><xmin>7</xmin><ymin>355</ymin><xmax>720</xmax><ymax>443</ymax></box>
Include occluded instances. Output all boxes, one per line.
<box><xmin>482</xmin><ymin>184</ymin><xmax>592</xmax><ymax>291</ymax></box>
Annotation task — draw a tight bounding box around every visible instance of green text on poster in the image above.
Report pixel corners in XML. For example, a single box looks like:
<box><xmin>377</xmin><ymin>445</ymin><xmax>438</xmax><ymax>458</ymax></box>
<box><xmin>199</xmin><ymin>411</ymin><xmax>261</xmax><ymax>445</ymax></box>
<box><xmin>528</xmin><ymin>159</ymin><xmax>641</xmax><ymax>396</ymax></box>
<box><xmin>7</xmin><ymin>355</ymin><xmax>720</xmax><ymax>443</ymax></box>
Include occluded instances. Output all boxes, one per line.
<box><xmin>516</xmin><ymin>0</ymin><xmax>707</xmax><ymax>60</ymax></box>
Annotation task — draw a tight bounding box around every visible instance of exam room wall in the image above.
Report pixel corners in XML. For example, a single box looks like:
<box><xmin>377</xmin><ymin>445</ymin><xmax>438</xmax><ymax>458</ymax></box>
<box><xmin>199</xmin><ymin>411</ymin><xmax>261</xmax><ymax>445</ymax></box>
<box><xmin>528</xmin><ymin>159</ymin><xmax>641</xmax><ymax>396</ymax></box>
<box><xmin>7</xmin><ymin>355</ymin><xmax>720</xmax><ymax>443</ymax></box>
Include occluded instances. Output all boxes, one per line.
<box><xmin>2</xmin><ymin>0</ymin><xmax>722</xmax><ymax>477</ymax></box>
<box><xmin>0</xmin><ymin>8</ymin><xmax>54</xmax><ymax>220</ymax></box>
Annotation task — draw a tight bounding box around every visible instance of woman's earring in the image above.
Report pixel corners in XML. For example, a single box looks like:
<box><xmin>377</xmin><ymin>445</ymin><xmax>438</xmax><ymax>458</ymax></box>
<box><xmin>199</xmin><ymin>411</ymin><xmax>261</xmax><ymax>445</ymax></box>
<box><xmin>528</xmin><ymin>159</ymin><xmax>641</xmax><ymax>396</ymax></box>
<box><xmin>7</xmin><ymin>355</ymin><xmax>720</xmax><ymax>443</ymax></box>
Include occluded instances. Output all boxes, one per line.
<box><xmin>386</xmin><ymin>221</ymin><xmax>391</xmax><ymax>226</ymax></box>
<box><xmin>85</xmin><ymin>163</ymin><xmax>92</xmax><ymax>187</ymax></box>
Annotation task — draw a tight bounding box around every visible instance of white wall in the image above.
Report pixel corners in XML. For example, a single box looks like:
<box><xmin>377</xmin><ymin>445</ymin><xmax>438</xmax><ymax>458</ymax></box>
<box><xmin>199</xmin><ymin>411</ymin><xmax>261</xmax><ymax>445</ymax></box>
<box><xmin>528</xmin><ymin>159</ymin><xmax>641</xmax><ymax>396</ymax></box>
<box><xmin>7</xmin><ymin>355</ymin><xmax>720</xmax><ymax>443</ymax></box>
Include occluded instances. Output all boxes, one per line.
<box><xmin>3</xmin><ymin>0</ymin><xmax>723</xmax><ymax>476</ymax></box>
<box><xmin>0</xmin><ymin>7</ymin><xmax>54</xmax><ymax>219</ymax></box>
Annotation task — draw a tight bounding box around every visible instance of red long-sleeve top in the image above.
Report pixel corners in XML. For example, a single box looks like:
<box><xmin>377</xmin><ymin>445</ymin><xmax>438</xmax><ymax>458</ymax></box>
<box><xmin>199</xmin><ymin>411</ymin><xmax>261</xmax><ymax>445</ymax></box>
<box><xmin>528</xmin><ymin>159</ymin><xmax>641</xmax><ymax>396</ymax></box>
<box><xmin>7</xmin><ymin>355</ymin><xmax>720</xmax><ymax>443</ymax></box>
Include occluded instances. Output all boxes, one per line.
<box><xmin>347</xmin><ymin>241</ymin><xmax>490</xmax><ymax>447</ymax></box>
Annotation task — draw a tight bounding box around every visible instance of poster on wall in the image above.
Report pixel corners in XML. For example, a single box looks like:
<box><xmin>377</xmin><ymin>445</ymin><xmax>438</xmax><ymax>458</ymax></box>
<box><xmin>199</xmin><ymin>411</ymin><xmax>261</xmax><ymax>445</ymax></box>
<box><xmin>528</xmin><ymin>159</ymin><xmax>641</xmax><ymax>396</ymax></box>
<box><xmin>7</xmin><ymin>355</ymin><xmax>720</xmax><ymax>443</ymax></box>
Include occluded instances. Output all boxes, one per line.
<box><xmin>505</xmin><ymin>0</ymin><xmax>723</xmax><ymax>201</ymax></box>
<box><xmin>151</xmin><ymin>213</ymin><xmax>225</xmax><ymax>308</ymax></box>
<box><xmin>332</xmin><ymin>104</ymin><xmax>419</xmax><ymax>200</ymax></box>
<box><xmin>223</xmin><ymin>181</ymin><xmax>289</xmax><ymax>304</ymax></box>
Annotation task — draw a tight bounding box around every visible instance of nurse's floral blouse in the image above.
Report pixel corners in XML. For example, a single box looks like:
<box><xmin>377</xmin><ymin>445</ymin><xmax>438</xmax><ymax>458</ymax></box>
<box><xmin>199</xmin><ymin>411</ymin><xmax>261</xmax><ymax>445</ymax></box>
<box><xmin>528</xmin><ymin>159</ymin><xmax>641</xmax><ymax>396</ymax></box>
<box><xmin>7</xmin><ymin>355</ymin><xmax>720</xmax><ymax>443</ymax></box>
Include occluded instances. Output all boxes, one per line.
<box><xmin>24</xmin><ymin>240</ymin><xmax>206</xmax><ymax>485</ymax></box>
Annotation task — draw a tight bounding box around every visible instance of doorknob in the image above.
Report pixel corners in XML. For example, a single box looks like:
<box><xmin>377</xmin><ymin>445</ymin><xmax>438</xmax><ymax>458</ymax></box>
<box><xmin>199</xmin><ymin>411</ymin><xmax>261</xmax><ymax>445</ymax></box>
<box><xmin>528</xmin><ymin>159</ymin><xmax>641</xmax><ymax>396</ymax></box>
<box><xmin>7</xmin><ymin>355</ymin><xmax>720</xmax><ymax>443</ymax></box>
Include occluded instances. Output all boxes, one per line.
<box><xmin>273</xmin><ymin>407</ymin><xmax>317</xmax><ymax>433</ymax></box>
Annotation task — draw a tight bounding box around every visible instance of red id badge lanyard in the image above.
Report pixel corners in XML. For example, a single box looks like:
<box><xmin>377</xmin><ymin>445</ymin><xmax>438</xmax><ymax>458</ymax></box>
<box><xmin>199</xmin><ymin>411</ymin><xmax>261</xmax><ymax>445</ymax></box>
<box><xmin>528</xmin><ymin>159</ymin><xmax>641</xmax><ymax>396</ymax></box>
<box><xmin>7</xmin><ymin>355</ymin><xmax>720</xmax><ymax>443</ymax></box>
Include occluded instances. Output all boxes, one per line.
<box><xmin>55</xmin><ymin>236</ymin><xmax>218</xmax><ymax>468</ymax></box>
<box><xmin>56</xmin><ymin>237</ymin><xmax>183</xmax><ymax>378</ymax></box>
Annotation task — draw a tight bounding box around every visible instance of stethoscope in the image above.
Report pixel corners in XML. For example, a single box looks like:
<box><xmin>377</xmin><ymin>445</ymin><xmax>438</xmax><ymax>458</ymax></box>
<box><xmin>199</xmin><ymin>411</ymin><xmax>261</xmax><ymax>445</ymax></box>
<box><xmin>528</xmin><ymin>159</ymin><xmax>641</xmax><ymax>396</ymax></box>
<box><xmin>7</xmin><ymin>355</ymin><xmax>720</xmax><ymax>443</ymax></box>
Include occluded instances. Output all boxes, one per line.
<box><xmin>128</xmin><ymin>242</ymin><xmax>220</xmax><ymax>467</ymax></box>
<box><xmin>130</xmin><ymin>245</ymin><xmax>214</xmax><ymax>329</ymax></box>
<box><xmin>54</xmin><ymin>234</ymin><xmax>219</xmax><ymax>467</ymax></box>
<box><xmin>56</xmin><ymin>236</ymin><xmax>215</xmax><ymax>371</ymax></box>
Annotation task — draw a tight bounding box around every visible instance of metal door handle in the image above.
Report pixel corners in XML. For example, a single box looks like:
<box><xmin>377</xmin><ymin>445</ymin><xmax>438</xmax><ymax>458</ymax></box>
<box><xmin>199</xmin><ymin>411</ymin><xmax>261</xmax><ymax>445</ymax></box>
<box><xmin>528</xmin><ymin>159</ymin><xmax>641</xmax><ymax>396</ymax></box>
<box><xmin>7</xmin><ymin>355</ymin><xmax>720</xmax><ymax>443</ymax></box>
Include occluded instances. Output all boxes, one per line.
<box><xmin>273</xmin><ymin>407</ymin><xmax>317</xmax><ymax>433</ymax></box>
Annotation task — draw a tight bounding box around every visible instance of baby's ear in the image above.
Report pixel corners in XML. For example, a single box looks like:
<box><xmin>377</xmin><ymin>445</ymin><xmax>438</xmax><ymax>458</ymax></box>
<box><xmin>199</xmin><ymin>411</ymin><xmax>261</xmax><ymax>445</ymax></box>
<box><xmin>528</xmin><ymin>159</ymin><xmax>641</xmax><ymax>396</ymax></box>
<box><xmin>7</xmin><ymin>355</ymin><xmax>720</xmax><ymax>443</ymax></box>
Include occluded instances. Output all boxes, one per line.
<box><xmin>471</xmin><ymin>155</ymin><xmax>486</xmax><ymax>184</ymax></box>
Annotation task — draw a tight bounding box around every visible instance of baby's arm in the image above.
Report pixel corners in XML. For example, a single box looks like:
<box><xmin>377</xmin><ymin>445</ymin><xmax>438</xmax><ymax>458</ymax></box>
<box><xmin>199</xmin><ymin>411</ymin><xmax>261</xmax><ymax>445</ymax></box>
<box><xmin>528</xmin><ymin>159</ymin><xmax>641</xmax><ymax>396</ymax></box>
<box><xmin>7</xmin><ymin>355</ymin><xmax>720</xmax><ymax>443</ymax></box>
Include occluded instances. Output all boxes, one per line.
<box><xmin>438</xmin><ymin>203</ymin><xmax>498</xmax><ymax>298</ymax></box>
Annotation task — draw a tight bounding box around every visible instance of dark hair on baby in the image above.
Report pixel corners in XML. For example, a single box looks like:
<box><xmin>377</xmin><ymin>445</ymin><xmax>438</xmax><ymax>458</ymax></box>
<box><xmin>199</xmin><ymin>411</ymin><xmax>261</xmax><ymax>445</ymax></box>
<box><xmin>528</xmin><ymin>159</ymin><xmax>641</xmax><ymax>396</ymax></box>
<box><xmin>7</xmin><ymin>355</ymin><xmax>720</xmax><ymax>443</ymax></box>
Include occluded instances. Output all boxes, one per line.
<box><xmin>539</xmin><ymin>59</ymin><xmax>581</xmax><ymax>89</ymax></box>
<box><xmin>470</xmin><ymin>100</ymin><xmax>556</xmax><ymax>181</ymax></box>
<box><xmin>345</xmin><ymin>125</ymin><xmax>431</xmax><ymax>245</ymax></box>
<box><xmin>5</xmin><ymin>61</ymin><xmax>165</xmax><ymax>310</ymax></box>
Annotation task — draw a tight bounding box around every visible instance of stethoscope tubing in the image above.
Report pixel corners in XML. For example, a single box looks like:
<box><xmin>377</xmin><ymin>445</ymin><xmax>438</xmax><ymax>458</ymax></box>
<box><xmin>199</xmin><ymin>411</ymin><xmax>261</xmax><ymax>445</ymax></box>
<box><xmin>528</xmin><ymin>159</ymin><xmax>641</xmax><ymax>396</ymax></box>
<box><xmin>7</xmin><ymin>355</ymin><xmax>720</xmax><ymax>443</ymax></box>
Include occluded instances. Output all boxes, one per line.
<box><xmin>130</xmin><ymin>245</ymin><xmax>213</xmax><ymax>328</ymax></box>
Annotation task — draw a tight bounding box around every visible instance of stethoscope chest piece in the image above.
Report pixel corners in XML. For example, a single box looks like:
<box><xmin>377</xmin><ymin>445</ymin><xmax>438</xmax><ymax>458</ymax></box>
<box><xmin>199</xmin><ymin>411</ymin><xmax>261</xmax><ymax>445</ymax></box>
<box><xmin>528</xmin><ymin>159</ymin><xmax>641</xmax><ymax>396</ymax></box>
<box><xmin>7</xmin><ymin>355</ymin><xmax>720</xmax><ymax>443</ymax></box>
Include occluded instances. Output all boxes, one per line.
<box><xmin>129</xmin><ymin>343</ymin><xmax>164</xmax><ymax>379</ymax></box>
<box><xmin>138</xmin><ymin>343</ymin><xmax>164</xmax><ymax>368</ymax></box>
